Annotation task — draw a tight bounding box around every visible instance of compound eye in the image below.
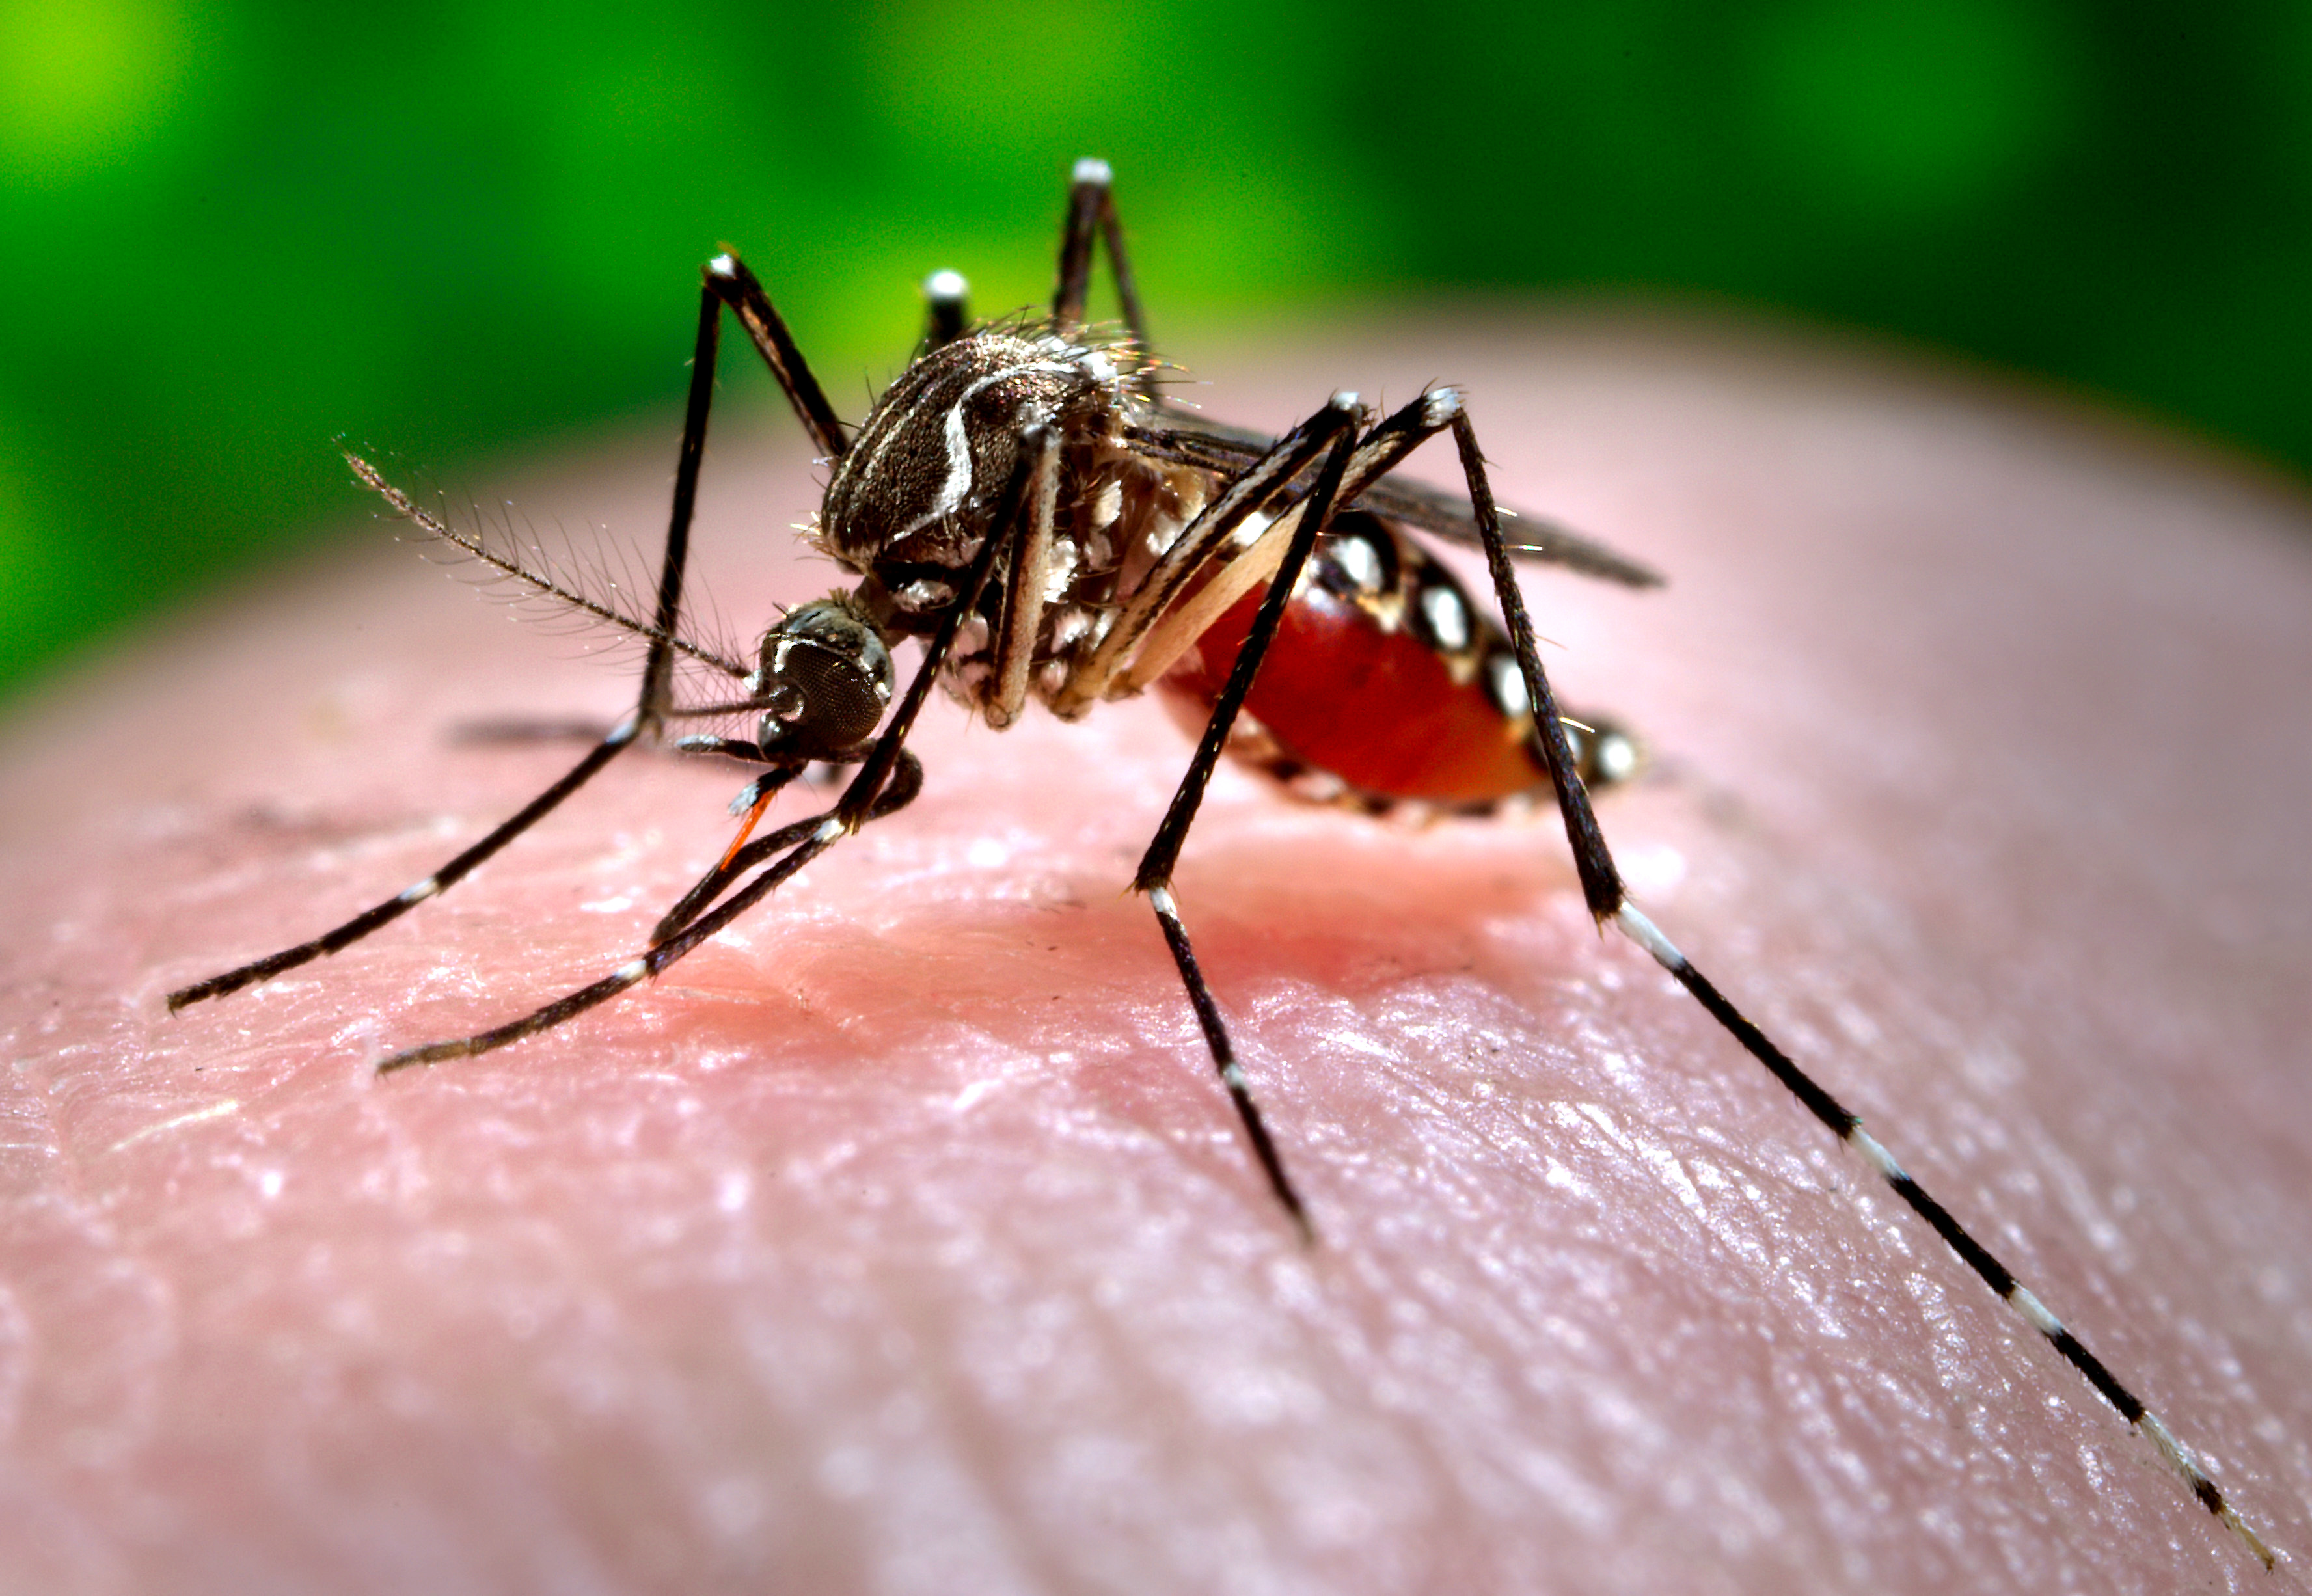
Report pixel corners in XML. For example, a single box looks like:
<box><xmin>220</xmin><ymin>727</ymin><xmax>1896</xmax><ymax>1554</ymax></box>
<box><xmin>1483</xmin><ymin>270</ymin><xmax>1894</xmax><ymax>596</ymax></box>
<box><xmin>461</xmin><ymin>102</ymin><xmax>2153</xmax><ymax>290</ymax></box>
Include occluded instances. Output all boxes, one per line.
<box><xmin>755</xmin><ymin>600</ymin><xmax>895</xmax><ymax>760</ymax></box>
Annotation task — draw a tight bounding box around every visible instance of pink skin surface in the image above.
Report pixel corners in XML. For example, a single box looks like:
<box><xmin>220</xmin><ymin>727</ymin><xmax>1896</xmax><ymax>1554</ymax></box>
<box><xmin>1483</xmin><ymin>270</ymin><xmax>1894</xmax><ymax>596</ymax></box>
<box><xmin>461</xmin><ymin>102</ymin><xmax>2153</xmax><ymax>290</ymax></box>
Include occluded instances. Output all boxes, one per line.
<box><xmin>2</xmin><ymin>316</ymin><xmax>2309</xmax><ymax>1594</ymax></box>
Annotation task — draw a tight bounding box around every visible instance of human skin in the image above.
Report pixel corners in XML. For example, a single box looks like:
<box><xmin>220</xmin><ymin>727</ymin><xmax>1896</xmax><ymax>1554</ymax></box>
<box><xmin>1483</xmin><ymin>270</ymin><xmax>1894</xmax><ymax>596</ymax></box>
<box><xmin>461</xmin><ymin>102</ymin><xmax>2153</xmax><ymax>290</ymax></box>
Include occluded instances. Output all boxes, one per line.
<box><xmin>1</xmin><ymin>314</ymin><xmax>2309</xmax><ymax>1594</ymax></box>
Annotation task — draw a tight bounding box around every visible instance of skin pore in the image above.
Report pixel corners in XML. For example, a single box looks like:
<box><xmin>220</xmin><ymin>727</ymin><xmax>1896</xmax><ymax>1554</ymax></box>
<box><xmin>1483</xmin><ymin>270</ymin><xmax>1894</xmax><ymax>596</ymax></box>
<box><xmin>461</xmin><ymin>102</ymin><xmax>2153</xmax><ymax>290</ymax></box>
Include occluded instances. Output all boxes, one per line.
<box><xmin>2</xmin><ymin>315</ymin><xmax>2308</xmax><ymax>1593</ymax></box>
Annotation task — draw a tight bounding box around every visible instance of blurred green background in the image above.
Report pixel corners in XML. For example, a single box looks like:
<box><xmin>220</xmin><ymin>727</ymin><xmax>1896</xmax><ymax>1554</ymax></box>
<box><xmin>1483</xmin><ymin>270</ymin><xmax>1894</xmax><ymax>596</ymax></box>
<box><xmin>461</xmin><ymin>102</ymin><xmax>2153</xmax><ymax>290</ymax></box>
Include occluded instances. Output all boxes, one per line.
<box><xmin>5</xmin><ymin>0</ymin><xmax>2309</xmax><ymax>699</ymax></box>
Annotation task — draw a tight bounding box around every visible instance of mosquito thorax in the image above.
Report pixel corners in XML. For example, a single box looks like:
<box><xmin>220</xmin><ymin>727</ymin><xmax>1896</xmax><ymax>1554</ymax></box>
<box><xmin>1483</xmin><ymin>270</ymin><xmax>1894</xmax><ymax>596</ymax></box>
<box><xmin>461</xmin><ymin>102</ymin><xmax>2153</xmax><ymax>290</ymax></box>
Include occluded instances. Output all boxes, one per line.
<box><xmin>814</xmin><ymin>327</ymin><xmax>1137</xmax><ymax>617</ymax></box>
<box><xmin>750</xmin><ymin>595</ymin><xmax>895</xmax><ymax>762</ymax></box>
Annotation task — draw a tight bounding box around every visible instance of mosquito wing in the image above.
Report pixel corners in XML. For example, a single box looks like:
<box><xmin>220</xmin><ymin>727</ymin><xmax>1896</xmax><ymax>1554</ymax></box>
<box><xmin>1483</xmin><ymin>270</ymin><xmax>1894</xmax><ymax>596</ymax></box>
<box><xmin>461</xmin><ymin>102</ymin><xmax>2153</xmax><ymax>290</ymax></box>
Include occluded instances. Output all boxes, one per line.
<box><xmin>1126</xmin><ymin>405</ymin><xmax>1665</xmax><ymax>589</ymax></box>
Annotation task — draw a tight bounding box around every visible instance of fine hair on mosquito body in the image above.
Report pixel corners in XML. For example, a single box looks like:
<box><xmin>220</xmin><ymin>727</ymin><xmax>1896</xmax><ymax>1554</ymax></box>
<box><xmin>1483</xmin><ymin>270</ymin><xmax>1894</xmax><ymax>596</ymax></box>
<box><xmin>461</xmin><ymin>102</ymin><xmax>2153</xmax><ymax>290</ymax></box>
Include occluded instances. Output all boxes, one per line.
<box><xmin>165</xmin><ymin>159</ymin><xmax>2275</xmax><ymax>1569</ymax></box>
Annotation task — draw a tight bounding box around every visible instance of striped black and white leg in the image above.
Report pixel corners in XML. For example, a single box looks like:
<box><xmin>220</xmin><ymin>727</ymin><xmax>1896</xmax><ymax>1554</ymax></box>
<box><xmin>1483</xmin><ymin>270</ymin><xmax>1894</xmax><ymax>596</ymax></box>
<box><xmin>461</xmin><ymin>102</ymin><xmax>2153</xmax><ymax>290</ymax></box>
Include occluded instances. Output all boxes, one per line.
<box><xmin>1447</xmin><ymin>406</ymin><xmax>2274</xmax><ymax>1569</ymax></box>
<box><xmin>1130</xmin><ymin>392</ymin><xmax>1367</xmax><ymax>1240</ymax></box>
<box><xmin>649</xmin><ymin>753</ymin><xmax>922</xmax><ymax>949</ymax></box>
<box><xmin>170</xmin><ymin>250</ymin><xmax>854</xmax><ymax>1018</ymax></box>
<box><xmin>372</xmin><ymin>425</ymin><xmax>1050</xmax><ymax>1075</ymax></box>
<box><xmin>167</xmin><ymin>710</ymin><xmax>647</xmax><ymax>1012</ymax></box>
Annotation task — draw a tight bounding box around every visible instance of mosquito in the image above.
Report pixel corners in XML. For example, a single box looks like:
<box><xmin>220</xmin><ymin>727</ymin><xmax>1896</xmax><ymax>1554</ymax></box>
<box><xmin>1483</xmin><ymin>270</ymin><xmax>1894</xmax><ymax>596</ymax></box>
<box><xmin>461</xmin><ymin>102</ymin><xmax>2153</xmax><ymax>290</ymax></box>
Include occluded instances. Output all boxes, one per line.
<box><xmin>167</xmin><ymin>159</ymin><xmax>2272</xmax><ymax>1567</ymax></box>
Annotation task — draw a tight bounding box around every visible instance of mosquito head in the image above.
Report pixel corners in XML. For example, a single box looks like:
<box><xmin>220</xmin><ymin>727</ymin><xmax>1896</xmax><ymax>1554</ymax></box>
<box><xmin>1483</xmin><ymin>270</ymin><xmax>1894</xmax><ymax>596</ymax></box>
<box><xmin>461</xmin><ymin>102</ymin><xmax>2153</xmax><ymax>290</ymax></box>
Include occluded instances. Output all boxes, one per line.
<box><xmin>751</xmin><ymin>594</ymin><xmax>895</xmax><ymax>761</ymax></box>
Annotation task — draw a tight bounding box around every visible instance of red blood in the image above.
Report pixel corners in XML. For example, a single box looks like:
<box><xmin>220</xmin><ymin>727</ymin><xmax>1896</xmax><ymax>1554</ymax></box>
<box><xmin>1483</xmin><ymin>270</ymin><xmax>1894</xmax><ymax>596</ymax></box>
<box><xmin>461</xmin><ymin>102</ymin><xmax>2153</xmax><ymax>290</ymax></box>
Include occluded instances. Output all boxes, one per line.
<box><xmin>1160</xmin><ymin>561</ymin><xmax>1544</xmax><ymax>806</ymax></box>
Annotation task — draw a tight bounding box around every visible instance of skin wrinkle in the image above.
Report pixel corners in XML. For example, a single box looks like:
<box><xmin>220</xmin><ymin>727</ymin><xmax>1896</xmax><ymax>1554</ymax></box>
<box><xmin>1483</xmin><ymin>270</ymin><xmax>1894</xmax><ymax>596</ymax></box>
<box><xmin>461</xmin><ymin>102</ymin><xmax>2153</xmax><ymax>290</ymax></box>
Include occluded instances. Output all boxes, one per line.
<box><xmin>1</xmin><ymin>316</ymin><xmax>2309</xmax><ymax>1593</ymax></box>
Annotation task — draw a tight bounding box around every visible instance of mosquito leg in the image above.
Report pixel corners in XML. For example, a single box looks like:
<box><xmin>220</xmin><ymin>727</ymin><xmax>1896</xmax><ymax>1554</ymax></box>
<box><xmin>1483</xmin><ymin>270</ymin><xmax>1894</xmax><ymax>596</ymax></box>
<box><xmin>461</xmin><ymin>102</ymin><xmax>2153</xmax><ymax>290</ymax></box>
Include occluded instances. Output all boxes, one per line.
<box><xmin>922</xmin><ymin>269</ymin><xmax>970</xmax><ymax>348</ymax></box>
<box><xmin>670</xmin><ymin>735</ymin><xmax>777</xmax><ymax>766</ymax></box>
<box><xmin>981</xmin><ymin>416</ymin><xmax>1063</xmax><ymax>728</ymax></box>
<box><xmin>1095</xmin><ymin>176</ymin><xmax>1149</xmax><ymax>358</ymax></box>
<box><xmin>1126</xmin><ymin>394</ymin><xmax>1365</xmax><ymax>1238</ymax></box>
<box><xmin>1104</xmin><ymin>390</ymin><xmax>1500</xmax><ymax>698</ymax></box>
<box><xmin>1062</xmin><ymin>398</ymin><xmax>1380</xmax><ymax>711</ymax></box>
<box><xmin>375</xmin><ymin>427</ymin><xmax>1044</xmax><ymax>1073</ymax></box>
<box><xmin>1444</xmin><ymin>404</ymin><xmax>2273</xmax><ymax>1566</ymax></box>
<box><xmin>170</xmin><ymin>269</ymin><xmax>758</xmax><ymax>1012</ymax></box>
<box><xmin>372</xmin><ymin>812</ymin><xmax>845</xmax><ymax>1075</ymax></box>
<box><xmin>167</xmin><ymin>716</ymin><xmax>646</xmax><ymax>1011</ymax></box>
<box><xmin>1134</xmin><ymin>396</ymin><xmax>1363</xmax><ymax>890</ymax></box>
<box><xmin>649</xmin><ymin>763</ymin><xmax>808</xmax><ymax>943</ymax></box>
<box><xmin>701</xmin><ymin>252</ymin><xmax>849</xmax><ymax>462</ymax></box>
<box><xmin>1124</xmin><ymin>414</ymin><xmax>1667</xmax><ymax>588</ymax></box>
<box><xmin>652</xmin><ymin>753</ymin><xmax>922</xmax><ymax>947</ymax></box>
<box><xmin>1053</xmin><ymin>158</ymin><xmax>1109</xmax><ymax>329</ymax></box>
<box><xmin>1050</xmin><ymin>159</ymin><xmax>1152</xmax><ymax>373</ymax></box>
<box><xmin>1558</xmin><ymin>711</ymin><xmax>1646</xmax><ymax>792</ymax></box>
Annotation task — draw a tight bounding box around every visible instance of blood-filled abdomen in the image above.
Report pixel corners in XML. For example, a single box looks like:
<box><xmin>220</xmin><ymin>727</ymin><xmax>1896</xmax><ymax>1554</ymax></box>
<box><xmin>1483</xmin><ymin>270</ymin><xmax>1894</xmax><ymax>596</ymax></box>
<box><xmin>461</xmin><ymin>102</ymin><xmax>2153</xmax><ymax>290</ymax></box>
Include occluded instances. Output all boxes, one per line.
<box><xmin>1157</xmin><ymin>511</ymin><xmax>1552</xmax><ymax>809</ymax></box>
